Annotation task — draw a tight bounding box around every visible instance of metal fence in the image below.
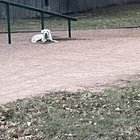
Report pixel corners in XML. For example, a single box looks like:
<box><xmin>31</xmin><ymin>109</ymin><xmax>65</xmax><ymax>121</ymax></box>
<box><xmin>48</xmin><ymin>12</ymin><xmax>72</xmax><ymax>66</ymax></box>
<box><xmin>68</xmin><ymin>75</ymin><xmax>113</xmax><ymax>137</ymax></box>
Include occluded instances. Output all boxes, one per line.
<box><xmin>0</xmin><ymin>0</ymin><xmax>77</xmax><ymax>44</ymax></box>
<box><xmin>0</xmin><ymin>0</ymin><xmax>140</xmax><ymax>19</ymax></box>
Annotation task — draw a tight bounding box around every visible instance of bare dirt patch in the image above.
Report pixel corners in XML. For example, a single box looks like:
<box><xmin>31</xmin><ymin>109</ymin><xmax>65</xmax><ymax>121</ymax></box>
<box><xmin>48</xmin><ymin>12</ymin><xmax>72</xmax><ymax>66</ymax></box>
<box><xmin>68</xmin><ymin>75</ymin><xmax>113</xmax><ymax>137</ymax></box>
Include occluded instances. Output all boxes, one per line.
<box><xmin>0</xmin><ymin>29</ymin><xmax>140</xmax><ymax>103</ymax></box>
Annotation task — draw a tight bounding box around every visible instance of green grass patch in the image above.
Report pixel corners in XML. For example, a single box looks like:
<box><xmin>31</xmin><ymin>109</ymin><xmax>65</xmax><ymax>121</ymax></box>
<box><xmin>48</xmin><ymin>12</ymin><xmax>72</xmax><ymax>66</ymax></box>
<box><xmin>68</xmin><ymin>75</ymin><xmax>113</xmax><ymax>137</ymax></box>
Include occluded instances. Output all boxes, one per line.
<box><xmin>0</xmin><ymin>3</ymin><xmax>140</xmax><ymax>32</ymax></box>
<box><xmin>0</xmin><ymin>81</ymin><xmax>140</xmax><ymax>139</ymax></box>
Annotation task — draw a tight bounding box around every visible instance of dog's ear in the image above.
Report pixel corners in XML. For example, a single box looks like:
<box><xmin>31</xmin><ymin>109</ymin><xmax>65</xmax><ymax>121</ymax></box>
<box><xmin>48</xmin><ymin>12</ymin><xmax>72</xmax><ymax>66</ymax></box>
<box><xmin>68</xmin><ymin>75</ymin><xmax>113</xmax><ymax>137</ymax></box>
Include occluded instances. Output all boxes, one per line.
<box><xmin>41</xmin><ymin>29</ymin><xmax>45</xmax><ymax>33</ymax></box>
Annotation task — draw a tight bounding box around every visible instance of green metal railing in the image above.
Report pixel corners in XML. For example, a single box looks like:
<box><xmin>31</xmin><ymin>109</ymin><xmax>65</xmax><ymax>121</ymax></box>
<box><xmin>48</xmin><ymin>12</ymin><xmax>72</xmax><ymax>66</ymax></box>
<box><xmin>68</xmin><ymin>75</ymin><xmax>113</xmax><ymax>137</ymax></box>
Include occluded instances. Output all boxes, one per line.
<box><xmin>0</xmin><ymin>0</ymin><xmax>77</xmax><ymax>44</ymax></box>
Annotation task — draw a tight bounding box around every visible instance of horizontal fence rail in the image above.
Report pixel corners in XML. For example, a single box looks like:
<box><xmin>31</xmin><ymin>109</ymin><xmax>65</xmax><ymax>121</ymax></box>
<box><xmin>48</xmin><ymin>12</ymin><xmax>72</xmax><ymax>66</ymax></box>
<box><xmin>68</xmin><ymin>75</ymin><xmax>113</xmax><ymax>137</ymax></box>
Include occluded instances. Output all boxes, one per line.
<box><xmin>0</xmin><ymin>0</ymin><xmax>77</xmax><ymax>44</ymax></box>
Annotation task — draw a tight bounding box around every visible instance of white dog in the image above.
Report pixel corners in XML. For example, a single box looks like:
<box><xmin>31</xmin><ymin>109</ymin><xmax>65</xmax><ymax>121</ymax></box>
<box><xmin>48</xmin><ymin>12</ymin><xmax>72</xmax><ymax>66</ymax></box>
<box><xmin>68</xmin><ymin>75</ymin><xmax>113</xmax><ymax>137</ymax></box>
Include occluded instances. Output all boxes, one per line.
<box><xmin>31</xmin><ymin>29</ymin><xmax>57</xmax><ymax>43</ymax></box>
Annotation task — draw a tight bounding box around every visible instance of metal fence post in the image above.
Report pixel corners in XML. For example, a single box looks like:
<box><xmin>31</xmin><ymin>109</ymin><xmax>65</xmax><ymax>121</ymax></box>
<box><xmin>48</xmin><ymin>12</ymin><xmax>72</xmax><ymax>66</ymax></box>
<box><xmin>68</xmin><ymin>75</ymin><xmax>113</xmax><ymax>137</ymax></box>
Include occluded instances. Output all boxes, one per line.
<box><xmin>41</xmin><ymin>12</ymin><xmax>45</xmax><ymax>30</ymax></box>
<box><xmin>68</xmin><ymin>19</ymin><xmax>71</xmax><ymax>38</ymax></box>
<box><xmin>6</xmin><ymin>4</ymin><xmax>11</xmax><ymax>44</ymax></box>
<box><xmin>41</xmin><ymin>0</ymin><xmax>44</xmax><ymax>30</ymax></box>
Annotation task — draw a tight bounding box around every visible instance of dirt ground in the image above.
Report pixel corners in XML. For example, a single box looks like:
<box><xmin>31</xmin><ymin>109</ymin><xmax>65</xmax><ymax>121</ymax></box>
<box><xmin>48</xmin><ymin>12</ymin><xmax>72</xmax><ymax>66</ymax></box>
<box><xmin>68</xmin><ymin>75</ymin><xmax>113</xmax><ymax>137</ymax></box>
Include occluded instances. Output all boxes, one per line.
<box><xmin>0</xmin><ymin>29</ymin><xmax>140</xmax><ymax>103</ymax></box>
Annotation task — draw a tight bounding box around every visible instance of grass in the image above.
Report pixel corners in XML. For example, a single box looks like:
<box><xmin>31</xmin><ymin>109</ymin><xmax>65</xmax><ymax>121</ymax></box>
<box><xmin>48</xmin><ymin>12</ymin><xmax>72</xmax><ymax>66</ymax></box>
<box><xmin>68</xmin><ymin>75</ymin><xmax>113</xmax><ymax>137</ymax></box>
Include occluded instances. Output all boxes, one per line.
<box><xmin>0</xmin><ymin>3</ymin><xmax>140</xmax><ymax>32</ymax></box>
<box><xmin>0</xmin><ymin>81</ymin><xmax>140</xmax><ymax>139</ymax></box>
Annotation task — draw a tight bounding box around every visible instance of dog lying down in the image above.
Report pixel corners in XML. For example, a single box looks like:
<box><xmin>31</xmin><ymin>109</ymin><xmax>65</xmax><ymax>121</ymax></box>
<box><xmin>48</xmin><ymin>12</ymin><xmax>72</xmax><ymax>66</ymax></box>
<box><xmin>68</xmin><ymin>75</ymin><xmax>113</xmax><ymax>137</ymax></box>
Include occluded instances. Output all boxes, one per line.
<box><xmin>31</xmin><ymin>29</ymin><xmax>57</xmax><ymax>43</ymax></box>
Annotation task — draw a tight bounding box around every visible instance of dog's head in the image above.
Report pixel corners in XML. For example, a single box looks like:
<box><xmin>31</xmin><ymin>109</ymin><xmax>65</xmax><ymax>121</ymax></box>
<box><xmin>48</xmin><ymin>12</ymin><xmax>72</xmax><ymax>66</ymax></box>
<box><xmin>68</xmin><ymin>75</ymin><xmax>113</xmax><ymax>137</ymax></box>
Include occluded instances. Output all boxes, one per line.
<box><xmin>41</xmin><ymin>29</ymin><xmax>51</xmax><ymax>39</ymax></box>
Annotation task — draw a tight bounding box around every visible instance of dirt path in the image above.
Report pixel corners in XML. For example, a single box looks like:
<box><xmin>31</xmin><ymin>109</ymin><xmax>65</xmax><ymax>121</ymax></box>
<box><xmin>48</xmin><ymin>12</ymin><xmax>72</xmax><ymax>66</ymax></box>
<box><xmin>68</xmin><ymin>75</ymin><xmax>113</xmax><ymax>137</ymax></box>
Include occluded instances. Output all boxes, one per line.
<box><xmin>0</xmin><ymin>29</ymin><xmax>140</xmax><ymax>103</ymax></box>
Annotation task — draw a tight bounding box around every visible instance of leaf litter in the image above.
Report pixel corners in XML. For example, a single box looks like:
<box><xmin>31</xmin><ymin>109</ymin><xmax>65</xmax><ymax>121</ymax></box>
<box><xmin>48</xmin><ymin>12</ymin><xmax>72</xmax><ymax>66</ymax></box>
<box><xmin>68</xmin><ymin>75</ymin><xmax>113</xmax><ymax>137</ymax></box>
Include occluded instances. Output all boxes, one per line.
<box><xmin>0</xmin><ymin>82</ymin><xmax>140</xmax><ymax>140</ymax></box>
